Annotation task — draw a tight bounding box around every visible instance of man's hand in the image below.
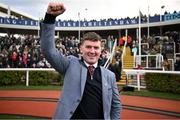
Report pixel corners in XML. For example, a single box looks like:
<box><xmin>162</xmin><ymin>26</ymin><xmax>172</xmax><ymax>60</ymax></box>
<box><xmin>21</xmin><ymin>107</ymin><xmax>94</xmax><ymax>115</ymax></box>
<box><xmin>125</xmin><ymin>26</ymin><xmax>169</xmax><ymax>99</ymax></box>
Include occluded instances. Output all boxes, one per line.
<box><xmin>47</xmin><ymin>2</ymin><xmax>66</xmax><ymax>16</ymax></box>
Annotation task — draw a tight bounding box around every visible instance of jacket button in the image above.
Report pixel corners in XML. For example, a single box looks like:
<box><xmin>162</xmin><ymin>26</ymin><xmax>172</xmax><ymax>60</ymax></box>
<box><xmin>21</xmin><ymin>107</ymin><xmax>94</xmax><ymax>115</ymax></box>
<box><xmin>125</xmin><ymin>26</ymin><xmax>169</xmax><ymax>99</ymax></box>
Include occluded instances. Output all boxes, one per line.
<box><xmin>77</xmin><ymin>99</ymin><xmax>80</xmax><ymax>102</ymax></box>
<box><xmin>70</xmin><ymin>111</ymin><xmax>74</xmax><ymax>115</ymax></box>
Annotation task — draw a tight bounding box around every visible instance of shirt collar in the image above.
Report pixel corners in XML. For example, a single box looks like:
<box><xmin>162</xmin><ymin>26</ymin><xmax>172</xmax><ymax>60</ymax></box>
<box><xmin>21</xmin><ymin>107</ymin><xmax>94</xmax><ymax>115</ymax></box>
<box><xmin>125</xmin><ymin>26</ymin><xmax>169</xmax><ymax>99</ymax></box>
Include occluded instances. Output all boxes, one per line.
<box><xmin>84</xmin><ymin>61</ymin><xmax>98</xmax><ymax>68</ymax></box>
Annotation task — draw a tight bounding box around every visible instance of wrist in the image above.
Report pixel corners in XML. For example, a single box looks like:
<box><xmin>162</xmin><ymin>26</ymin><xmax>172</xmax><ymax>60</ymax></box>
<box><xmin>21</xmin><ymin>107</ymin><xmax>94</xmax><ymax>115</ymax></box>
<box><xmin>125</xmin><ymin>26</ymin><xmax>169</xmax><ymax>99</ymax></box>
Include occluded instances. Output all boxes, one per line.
<box><xmin>43</xmin><ymin>13</ymin><xmax>56</xmax><ymax>24</ymax></box>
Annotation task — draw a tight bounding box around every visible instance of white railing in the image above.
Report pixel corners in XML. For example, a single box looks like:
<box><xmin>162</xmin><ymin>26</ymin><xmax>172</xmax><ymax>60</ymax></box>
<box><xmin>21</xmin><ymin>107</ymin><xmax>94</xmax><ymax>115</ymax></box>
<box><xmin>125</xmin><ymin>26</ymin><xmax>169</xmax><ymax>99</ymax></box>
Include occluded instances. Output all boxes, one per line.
<box><xmin>175</xmin><ymin>53</ymin><xmax>180</xmax><ymax>62</ymax></box>
<box><xmin>123</xmin><ymin>69</ymin><xmax>180</xmax><ymax>91</ymax></box>
<box><xmin>135</xmin><ymin>54</ymin><xmax>164</xmax><ymax>69</ymax></box>
<box><xmin>104</xmin><ymin>38</ymin><xmax>117</xmax><ymax>69</ymax></box>
<box><xmin>0</xmin><ymin>68</ymin><xmax>55</xmax><ymax>86</ymax></box>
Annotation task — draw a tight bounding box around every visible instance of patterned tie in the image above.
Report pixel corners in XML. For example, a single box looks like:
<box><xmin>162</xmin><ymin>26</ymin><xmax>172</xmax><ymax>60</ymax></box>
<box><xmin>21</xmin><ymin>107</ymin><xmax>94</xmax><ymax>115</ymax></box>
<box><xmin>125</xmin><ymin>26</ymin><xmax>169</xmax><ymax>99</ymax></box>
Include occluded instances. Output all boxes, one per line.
<box><xmin>88</xmin><ymin>65</ymin><xmax>94</xmax><ymax>80</ymax></box>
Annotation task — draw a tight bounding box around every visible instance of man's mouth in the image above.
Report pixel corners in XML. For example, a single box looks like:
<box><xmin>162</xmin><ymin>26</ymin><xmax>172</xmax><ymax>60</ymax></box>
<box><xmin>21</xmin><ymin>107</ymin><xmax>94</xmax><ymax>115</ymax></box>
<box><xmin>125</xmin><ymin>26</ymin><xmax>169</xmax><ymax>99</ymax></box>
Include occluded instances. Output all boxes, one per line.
<box><xmin>88</xmin><ymin>56</ymin><xmax>95</xmax><ymax>59</ymax></box>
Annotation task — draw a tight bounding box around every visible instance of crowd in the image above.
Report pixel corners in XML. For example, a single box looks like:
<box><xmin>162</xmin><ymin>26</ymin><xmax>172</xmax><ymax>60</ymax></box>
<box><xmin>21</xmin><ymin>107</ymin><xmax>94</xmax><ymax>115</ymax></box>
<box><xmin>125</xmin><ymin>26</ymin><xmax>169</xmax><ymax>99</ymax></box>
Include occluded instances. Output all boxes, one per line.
<box><xmin>126</xmin><ymin>31</ymin><xmax>180</xmax><ymax>71</ymax></box>
<box><xmin>0</xmin><ymin>30</ymin><xmax>179</xmax><ymax>71</ymax></box>
<box><xmin>0</xmin><ymin>35</ymin><xmax>44</xmax><ymax>68</ymax></box>
<box><xmin>0</xmin><ymin>34</ymin><xmax>110</xmax><ymax>68</ymax></box>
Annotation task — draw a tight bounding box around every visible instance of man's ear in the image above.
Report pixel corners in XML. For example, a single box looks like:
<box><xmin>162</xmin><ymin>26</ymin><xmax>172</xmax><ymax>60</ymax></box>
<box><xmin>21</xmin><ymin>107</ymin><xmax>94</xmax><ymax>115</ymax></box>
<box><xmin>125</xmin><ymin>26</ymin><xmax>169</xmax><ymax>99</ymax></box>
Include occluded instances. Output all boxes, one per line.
<box><xmin>79</xmin><ymin>45</ymin><xmax>83</xmax><ymax>54</ymax></box>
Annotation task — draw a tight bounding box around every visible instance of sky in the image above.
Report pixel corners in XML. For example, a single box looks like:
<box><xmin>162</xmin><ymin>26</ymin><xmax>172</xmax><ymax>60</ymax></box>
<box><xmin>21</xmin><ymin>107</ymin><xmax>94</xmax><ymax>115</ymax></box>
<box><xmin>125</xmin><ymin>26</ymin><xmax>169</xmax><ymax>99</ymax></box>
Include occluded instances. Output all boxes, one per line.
<box><xmin>1</xmin><ymin>0</ymin><xmax>180</xmax><ymax>21</ymax></box>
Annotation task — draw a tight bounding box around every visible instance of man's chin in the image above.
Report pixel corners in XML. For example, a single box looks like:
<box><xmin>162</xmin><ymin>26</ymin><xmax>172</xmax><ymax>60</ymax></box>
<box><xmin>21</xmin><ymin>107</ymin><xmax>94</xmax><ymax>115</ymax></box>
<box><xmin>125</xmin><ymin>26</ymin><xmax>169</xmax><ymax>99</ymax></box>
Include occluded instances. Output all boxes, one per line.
<box><xmin>87</xmin><ymin>60</ymin><xmax>96</xmax><ymax>64</ymax></box>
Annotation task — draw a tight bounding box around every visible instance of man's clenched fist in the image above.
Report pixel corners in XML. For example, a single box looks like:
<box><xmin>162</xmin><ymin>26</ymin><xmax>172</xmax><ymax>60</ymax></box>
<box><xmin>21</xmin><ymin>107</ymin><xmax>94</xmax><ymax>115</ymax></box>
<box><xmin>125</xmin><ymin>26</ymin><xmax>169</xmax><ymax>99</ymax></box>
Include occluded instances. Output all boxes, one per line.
<box><xmin>47</xmin><ymin>2</ymin><xmax>66</xmax><ymax>16</ymax></box>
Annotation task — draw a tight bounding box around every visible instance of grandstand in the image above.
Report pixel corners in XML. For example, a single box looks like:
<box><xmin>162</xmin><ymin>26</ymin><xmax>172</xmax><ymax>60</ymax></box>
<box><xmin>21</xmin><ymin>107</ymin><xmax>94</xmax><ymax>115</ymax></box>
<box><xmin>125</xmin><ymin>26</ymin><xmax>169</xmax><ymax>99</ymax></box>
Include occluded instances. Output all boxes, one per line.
<box><xmin>0</xmin><ymin>3</ymin><xmax>180</xmax><ymax>86</ymax></box>
<box><xmin>0</xmin><ymin>3</ymin><xmax>37</xmax><ymax>20</ymax></box>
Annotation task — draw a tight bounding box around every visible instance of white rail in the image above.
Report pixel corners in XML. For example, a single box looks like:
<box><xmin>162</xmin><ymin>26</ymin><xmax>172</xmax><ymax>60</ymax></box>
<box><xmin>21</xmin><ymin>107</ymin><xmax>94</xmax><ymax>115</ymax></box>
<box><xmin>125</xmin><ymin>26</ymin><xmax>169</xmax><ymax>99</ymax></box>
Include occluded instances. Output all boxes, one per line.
<box><xmin>104</xmin><ymin>38</ymin><xmax>117</xmax><ymax>68</ymax></box>
<box><xmin>135</xmin><ymin>54</ymin><xmax>164</xmax><ymax>69</ymax></box>
<box><xmin>123</xmin><ymin>69</ymin><xmax>180</xmax><ymax>91</ymax></box>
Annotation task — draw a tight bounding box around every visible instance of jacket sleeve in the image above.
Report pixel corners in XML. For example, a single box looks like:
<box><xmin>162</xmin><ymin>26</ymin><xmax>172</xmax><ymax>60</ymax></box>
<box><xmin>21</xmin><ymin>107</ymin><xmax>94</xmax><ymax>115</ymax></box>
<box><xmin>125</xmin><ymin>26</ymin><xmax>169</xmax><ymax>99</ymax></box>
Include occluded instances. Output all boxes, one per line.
<box><xmin>40</xmin><ymin>23</ymin><xmax>70</xmax><ymax>74</ymax></box>
<box><xmin>110</xmin><ymin>73</ymin><xmax>121</xmax><ymax>119</ymax></box>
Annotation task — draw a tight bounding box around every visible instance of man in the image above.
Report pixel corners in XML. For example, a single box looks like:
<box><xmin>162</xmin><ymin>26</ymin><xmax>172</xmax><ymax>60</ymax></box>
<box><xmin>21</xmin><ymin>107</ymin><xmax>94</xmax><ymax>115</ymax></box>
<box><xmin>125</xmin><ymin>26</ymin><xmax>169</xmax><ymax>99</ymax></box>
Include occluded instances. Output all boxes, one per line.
<box><xmin>175</xmin><ymin>56</ymin><xmax>180</xmax><ymax>71</ymax></box>
<box><xmin>40</xmin><ymin>2</ymin><xmax>121</xmax><ymax>119</ymax></box>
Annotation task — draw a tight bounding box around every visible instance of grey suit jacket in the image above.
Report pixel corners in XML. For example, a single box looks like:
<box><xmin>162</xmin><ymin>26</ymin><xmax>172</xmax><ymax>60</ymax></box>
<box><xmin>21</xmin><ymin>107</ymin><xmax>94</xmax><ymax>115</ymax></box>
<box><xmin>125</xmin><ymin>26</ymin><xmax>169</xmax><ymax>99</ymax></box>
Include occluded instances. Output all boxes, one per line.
<box><xmin>40</xmin><ymin>23</ymin><xmax>121</xmax><ymax>119</ymax></box>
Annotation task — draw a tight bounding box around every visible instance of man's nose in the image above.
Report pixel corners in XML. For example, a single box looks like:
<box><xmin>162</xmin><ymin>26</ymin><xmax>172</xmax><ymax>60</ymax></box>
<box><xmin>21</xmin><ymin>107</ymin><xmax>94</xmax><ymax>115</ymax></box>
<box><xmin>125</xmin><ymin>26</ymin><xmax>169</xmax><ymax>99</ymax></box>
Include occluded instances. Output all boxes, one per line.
<box><xmin>90</xmin><ymin>47</ymin><xmax>95</xmax><ymax>53</ymax></box>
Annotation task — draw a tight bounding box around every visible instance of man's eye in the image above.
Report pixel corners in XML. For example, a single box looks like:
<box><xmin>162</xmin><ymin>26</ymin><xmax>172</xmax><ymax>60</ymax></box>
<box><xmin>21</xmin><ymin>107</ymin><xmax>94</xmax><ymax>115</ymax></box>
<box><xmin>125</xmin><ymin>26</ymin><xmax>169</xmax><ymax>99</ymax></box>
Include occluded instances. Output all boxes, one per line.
<box><xmin>94</xmin><ymin>47</ymin><xmax>99</xmax><ymax>49</ymax></box>
<box><xmin>86</xmin><ymin>46</ymin><xmax>91</xmax><ymax>49</ymax></box>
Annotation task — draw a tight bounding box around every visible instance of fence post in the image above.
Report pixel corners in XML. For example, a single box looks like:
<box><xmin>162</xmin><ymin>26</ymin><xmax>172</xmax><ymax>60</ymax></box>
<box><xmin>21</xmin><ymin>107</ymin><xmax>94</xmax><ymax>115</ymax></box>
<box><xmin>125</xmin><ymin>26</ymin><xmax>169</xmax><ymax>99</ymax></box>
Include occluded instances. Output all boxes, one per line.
<box><xmin>26</xmin><ymin>70</ymin><xmax>29</xmax><ymax>86</ymax></box>
<box><xmin>137</xmin><ymin>72</ymin><xmax>140</xmax><ymax>91</ymax></box>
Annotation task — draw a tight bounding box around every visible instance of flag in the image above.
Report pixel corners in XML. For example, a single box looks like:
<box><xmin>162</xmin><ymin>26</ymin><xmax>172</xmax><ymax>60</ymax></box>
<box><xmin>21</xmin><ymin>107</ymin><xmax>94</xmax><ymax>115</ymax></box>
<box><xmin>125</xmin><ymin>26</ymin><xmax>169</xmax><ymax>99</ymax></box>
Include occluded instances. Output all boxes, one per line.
<box><xmin>139</xmin><ymin>10</ymin><xmax>147</xmax><ymax>23</ymax></box>
<box><xmin>161</xmin><ymin>5</ymin><xmax>165</xmax><ymax>9</ymax></box>
<box><xmin>139</xmin><ymin>10</ymin><xmax>142</xmax><ymax>24</ymax></box>
<box><xmin>139</xmin><ymin>10</ymin><xmax>143</xmax><ymax>18</ymax></box>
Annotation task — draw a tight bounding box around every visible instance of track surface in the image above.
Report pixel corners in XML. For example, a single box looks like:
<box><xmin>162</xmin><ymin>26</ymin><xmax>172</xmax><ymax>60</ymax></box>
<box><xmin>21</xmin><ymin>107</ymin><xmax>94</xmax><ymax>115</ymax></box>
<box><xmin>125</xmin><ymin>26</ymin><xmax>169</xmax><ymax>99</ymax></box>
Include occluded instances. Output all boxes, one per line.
<box><xmin>0</xmin><ymin>90</ymin><xmax>179</xmax><ymax>119</ymax></box>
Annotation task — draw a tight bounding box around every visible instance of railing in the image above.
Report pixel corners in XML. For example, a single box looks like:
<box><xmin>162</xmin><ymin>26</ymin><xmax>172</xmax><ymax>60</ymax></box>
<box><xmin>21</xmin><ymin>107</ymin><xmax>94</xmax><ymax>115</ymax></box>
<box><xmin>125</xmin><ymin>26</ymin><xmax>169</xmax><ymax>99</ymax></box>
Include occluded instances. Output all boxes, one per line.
<box><xmin>135</xmin><ymin>54</ymin><xmax>164</xmax><ymax>69</ymax></box>
<box><xmin>175</xmin><ymin>53</ymin><xmax>180</xmax><ymax>62</ymax></box>
<box><xmin>104</xmin><ymin>38</ymin><xmax>117</xmax><ymax>69</ymax></box>
<box><xmin>0</xmin><ymin>68</ymin><xmax>55</xmax><ymax>86</ymax></box>
<box><xmin>123</xmin><ymin>69</ymin><xmax>180</xmax><ymax>91</ymax></box>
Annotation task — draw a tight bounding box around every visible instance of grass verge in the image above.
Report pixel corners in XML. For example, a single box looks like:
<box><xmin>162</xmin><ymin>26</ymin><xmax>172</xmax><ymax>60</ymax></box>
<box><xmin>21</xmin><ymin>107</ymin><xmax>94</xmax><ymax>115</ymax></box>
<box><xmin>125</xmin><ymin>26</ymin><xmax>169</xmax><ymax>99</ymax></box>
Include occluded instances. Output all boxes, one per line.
<box><xmin>0</xmin><ymin>85</ymin><xmax>62</xmax><ymax>90</ymax></box>
<box><xmin>121</xmin><ymin>89</ymin><xmax>180</xmax><ymax>101</ymax></box>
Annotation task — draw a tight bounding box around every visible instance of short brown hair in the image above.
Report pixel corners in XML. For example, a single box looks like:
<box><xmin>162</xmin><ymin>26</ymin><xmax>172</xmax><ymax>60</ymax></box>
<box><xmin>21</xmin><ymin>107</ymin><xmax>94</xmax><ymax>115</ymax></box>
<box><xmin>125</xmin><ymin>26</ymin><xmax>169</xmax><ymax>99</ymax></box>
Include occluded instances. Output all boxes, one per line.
<box><xmin>81</xmin><ymin>32</ymin><xmax>102</xmax><ymax>44</ymax></box>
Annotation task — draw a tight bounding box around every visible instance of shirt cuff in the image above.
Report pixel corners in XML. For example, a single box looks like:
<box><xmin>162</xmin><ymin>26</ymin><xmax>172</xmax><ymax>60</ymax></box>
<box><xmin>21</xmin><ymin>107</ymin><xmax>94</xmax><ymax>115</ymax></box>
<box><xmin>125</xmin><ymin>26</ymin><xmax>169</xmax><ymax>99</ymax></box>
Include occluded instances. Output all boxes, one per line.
<box><xmin>43</xmin><ymin>13</ymin><xmax>56</xmax><ymax>24</ymax></box>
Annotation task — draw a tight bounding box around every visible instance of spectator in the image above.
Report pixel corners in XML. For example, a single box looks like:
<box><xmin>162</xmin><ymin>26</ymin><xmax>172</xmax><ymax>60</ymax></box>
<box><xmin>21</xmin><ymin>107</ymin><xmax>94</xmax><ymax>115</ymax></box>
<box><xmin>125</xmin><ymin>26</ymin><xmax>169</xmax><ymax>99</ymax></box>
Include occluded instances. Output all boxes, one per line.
<box><xmin>175</xmin><ymin>57</ymin><xmax>180</xmax><ymax>71</ymax></box>
<box><xmin>10</xmin><ymin>51</ymin><xmax>18</xmax><ymax>67</ymax></box>
<box><xmin>162</xmin><ymin>58</ymin><xmax>170</xmax><ymax>71</ymax></box>
<box><xmin>132</xmin><ymin>45</ymin><xmax>137</xmax><ymax>59</ymax></box>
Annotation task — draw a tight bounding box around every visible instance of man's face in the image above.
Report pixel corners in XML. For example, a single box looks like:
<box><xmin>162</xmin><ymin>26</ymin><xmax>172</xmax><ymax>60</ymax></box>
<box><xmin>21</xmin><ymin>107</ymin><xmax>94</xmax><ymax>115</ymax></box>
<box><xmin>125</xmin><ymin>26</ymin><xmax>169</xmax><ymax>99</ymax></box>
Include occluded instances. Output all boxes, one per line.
<box><xmin>80</xmin><ymin>40</ymin><xmax>102</xmax><ymax>65</ymax></box>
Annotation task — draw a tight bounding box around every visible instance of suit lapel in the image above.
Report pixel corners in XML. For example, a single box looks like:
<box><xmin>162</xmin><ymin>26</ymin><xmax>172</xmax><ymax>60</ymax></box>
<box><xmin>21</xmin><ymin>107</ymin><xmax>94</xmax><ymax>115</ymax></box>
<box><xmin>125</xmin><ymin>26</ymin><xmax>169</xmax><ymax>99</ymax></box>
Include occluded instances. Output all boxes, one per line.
<box><xmin>101</xmin><ymin>68</ymin><xmax>108</xmax><ymax>98</ymax></box>
<box><xmin>100</xmin><ymin>66</ymin><xmax>109</xmax><ymax>118</ymax></box>
<box><xmin>100</xmin><ymin>66</ymin><xmax>108</xmax><ymax>93</ymax></box>
<box><xmin>80</xmin><ymin>65</ymin><xmax>87</xmax><ymax>97</ymax></box>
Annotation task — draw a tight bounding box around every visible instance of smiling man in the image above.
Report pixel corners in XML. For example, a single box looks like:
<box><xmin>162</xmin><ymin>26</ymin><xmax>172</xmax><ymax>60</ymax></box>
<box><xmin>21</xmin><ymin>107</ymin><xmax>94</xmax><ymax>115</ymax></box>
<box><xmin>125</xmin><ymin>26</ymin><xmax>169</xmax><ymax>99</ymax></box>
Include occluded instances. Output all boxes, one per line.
<box><xmin>80</xmin><ymin>32</ymin><xmax>102</xmax><ymax>65</ymax></box>
<box><xmin>40</xmin><ymin>2</ymin><xmax>121</xmax><ymax>119</ymax></box>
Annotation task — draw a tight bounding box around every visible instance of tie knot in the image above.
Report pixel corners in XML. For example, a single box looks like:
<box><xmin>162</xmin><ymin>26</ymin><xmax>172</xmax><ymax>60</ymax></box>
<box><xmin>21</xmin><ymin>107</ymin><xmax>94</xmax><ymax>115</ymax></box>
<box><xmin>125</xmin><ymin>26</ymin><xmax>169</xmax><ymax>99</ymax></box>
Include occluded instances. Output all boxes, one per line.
<box><xmin>88</xmin><ymin>65</ymin><xmax>94</xmax><ymax>75</ymax></box>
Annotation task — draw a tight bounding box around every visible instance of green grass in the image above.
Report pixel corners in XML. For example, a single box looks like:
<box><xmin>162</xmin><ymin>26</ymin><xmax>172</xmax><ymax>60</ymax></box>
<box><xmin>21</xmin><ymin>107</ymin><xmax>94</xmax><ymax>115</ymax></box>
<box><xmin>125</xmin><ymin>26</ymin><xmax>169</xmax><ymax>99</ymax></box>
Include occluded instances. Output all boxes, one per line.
<box><xmin>0</xmin><ymin>85</ymin><xmax>62</xmax><ymax>90</ymax></box>
<box><xmin>0</xmin><ymin>114</ymin><xmax>48</xmax><ymax>119</ymax></box>
<box><xmin>121</xmin><ymin>89</ymin><xmax>180</xmax><ymax>101</ymax></box>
